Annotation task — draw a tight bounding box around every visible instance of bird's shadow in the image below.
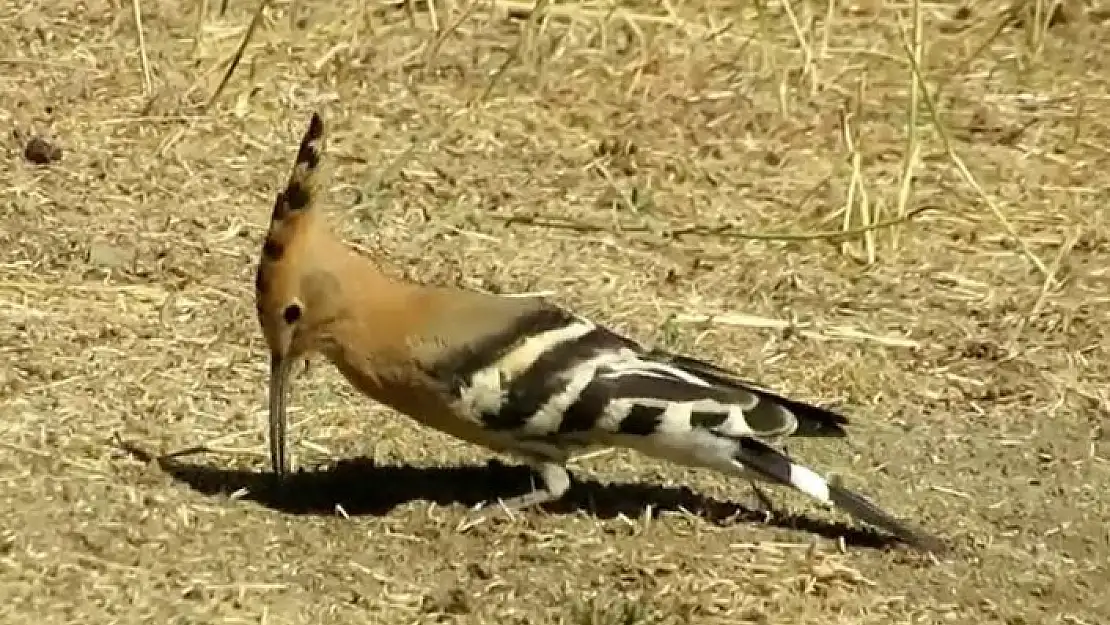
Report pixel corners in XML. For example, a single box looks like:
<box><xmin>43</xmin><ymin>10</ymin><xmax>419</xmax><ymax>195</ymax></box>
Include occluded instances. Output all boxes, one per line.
<box><xmin>118</xmin><ymin>440</ymin><xmax>901</xmax><ymax>550</ymax></box>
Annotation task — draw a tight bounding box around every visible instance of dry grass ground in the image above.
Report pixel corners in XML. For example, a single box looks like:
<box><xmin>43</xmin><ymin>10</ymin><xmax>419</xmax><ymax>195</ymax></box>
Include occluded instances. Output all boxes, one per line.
<box><xmin>2</xmin><ymin>0</ymin><xmax>1109</xmax><ymax>622</ymax></box>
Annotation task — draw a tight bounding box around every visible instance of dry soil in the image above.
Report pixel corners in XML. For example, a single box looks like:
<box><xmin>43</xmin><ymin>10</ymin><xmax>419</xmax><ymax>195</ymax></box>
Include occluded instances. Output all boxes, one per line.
<box><xmin>2</xmin><ymin>0</ymin><xmax>1109</xmax><ymax>623</ymax></box>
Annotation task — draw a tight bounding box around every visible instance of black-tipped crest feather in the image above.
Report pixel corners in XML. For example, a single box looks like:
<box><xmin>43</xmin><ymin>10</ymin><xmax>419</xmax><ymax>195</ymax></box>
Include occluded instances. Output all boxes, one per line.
<box><xmin>270</xmin><ymin>112</ymin><xmax>325</xmax><ymax>222</ymax></box>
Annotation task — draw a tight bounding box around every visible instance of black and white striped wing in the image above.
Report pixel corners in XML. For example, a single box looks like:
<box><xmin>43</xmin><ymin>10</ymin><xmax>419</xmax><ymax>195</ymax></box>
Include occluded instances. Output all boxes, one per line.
<box><xmin>429</xmin><ymin>302</ymin><xmax>845</xmax><ymax>446</ymax></box>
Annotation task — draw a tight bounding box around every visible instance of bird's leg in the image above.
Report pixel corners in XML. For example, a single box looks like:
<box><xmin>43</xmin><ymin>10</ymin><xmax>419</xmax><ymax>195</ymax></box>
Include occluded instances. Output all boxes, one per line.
<box><xmin>473</xmin><ymin>461</ymin><xmax>572</xmax><ymax>520</ymax></box>
<box><xmin>746</xmin><ymin>441</ymin><xmax>789</xmax><ymax>523</ymax></box>
<box><xmin>747</xmin><ymin>479</ymin><xmax>778</xmax><ymax>523</ymax></box>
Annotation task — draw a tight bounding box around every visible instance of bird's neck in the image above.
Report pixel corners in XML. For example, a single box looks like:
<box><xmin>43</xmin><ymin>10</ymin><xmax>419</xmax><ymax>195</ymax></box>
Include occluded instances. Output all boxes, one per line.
<box><xmin>306</xmin><ymin>236</ymin><xmax>421</xmax><ymax>361</ymax></box>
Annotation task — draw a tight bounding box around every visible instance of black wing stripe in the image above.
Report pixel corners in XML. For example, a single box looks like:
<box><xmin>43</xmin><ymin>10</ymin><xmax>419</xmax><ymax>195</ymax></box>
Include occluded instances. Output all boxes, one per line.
<box><xmin>477</xmin><ymin>326</ymin><xmax>614</xmax><ymax>430</ymax></box>
<box><xmin>593</xmin><ymin>360</ymin><xmax>796</xmax><ymax>439</ymax></box>
<box><xmin>617</xmin><ymin>404</ymin><xmax>666</xmax><ymax>435</ymax></box>
<box><xmin>649</xmin><ymin>349</ymin><xmax>849</xmax><ymax>435</ymax></box>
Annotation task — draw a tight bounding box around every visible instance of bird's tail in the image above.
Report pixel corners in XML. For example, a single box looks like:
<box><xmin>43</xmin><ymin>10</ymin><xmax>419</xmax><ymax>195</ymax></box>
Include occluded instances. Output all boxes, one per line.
<box><xmin>732</xmin><ymin>436</ymin><xmax>945</xmax><ymax>553</ymax></box>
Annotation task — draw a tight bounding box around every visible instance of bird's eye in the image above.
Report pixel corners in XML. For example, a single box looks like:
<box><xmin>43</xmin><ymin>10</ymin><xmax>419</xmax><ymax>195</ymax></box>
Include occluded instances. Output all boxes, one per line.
<box><xmin>282</xmin><ymin>303</ymin><xmax>302</xmax><ymax>324</ymax></box>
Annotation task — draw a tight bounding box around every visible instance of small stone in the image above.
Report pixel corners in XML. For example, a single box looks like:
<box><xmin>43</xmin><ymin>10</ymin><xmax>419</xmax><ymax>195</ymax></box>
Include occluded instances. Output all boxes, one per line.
<box><xmin>23</xmin><ymin>136</ymin><xmax>62</xmax><ymax>165</ymax></box>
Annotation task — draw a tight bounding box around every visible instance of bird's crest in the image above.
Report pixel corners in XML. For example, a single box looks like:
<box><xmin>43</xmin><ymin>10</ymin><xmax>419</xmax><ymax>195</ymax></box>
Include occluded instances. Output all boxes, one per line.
<box><xmin>254</xmin><ymin>112</ymin><xmax>328</xmax><ymax>306</ymax></box>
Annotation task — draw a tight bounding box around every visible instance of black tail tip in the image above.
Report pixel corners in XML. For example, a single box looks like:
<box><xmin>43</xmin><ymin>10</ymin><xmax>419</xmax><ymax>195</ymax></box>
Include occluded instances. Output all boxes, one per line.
<box><xmin>828</xmin><ymin>483</ymin><xmax>948</xmax><ymax>555</ymax></box>
<box><xmin>888</xmin><ymin>523</ymin><xmax>948</xmax><ymax>555</ymax></box>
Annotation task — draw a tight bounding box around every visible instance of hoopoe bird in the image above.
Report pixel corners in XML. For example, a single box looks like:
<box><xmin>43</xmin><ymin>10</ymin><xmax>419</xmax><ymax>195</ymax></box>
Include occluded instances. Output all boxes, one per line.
<box><xmin>254</xmin><ymin>112</ymin><xmax>944</xmax><ymax>553</ymax></box>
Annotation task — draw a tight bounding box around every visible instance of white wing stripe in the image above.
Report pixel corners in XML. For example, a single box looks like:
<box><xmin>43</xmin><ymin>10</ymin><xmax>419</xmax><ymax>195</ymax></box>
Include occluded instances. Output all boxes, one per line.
<box><xmin>454</xmin><ymin>320</ymin><xmax>596</xmax><ymax>418</ymax></box>
<box><xmin>598</xmin><ymin>356</ymin><xmax>713</xmax><ymax>387</ymax></box>
<box><xmin>522</xmin><ymin>352</ymin><xmax>625</xmax><ymax>435</ymax></box>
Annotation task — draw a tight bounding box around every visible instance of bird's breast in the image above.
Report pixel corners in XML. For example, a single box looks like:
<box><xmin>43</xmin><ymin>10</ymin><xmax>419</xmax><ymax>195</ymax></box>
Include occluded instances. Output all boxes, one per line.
<box><xmin>324</xmin><ymin>345</ymin><xmax>520</xmax><ymax>453</ymax></box>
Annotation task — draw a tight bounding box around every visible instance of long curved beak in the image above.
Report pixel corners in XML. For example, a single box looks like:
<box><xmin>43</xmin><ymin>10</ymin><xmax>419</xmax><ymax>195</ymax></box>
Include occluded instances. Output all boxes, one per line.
<box><xmin>268</xmin><ymin>353</ymin><xmax>293</xmax><ymax>478</ymax></box>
